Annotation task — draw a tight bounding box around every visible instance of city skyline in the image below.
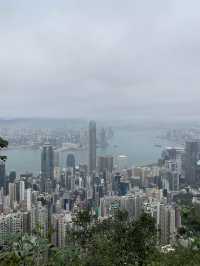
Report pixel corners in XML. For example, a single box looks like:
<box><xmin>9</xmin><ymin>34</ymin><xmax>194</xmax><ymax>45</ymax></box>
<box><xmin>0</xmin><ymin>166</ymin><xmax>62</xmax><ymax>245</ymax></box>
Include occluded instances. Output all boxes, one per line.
<box><xmin>1</xmin><ymin>1</ymin><xmax>200</xmax><ymax>264</ymax></box>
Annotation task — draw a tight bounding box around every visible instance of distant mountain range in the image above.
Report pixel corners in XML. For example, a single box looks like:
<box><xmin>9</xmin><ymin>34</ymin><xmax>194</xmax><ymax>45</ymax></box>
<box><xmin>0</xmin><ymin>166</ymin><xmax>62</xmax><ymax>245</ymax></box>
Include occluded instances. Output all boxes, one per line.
<box><xmin>0</xmin><ymin>118</ymin><xmax>88</xmax><ymax>129</ymax></box>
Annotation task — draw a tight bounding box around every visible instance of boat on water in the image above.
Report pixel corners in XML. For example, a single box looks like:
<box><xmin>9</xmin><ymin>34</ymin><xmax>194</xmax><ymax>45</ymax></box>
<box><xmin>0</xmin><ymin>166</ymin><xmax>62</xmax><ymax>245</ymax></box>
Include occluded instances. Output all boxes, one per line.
<box><xmin>154</xmin><ymin>144</ymin><xmax>162</xmax><ymax>148</ymax></box>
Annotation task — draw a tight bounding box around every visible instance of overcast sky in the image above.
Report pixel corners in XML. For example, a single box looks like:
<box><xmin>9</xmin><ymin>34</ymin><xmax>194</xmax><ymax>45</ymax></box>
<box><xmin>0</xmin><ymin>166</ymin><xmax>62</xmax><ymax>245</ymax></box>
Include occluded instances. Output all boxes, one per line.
<box><xmin>1</xmin><ymin>0</ymin><xmax>200</xmax><ymax>120</ymax></box>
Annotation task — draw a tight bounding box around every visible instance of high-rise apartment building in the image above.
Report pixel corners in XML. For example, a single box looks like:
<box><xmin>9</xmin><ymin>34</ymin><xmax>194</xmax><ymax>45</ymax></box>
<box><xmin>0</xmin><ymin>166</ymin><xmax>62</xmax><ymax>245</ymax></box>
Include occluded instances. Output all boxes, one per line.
<box><xmin>0</xmin><ymin>212</ymin><xmax>24</xmax><ymax>247</ymax></box>
<box><xmin>52</xmin><ymin>212</ymin><xmax>72</xmax><ymax>248</ymax></box>
<box><xmin>31</xmin><ymin>202</ymin><xmax>48</xmax><ymax>238</ymax></box>
<box><xmin>120</xmin><ymin>194</ymin><xmax>143</xmax><ymax>220</ymax></box>
<box><xmin>89</xmin><ymin>121</ymin><xmax>96</xmax><ymax>175</ymax></box>
<box><xmin>159</xmin><ymin>204</ymin><xmax>181</xmax><ymax>245</ymax></box>
<box><xmin>100</xmin><ymin>194</ymin><xmax>143</xmax><ymax>219</ymax></box>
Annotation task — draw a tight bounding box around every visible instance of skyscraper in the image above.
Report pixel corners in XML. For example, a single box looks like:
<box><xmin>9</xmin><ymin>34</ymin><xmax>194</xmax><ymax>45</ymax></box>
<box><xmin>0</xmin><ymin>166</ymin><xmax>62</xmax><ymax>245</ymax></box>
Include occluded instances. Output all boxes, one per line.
<box><xmin>19</xmin><ymin>180</ymin><xmax>25</xmax><ymax>202</ymax></box>
<box><xmin>185</xmin><ymin>140</ymin><xmax>200</xmax><ymax>185</ymax></box>
<box><xmin>41</xmin><ymin>144</ymin><xmax>54</xmax><ymax>180</ymax></box>
<box><xmin>41</xmin><ymin>144</ymin><xmax>54</xmax><ymax>192</ymax></box>
<box><xmin>159</xmin><ymin>204</ymin><xmax>178</xmax><ymax>245</ymax></box>
<box><xmin>0</xmin><ymin>161</ymin><xmax>5</xmax><ymax>189</ymax></box>
<box><xmin>89</xmin><ymin>121</ymin><xmax>96</xmax><ymax>174</ymax></box>
<box><xmin>117</xmin><ymin>155</ymin><xmax>129</xmax><ymax>170</ymax></box>
<box><xmin>98</xmin><ymin>156</ymin><xmax>114</xmax><ymax>173</ymax></box>
<box><xmin>66</xmin><ymin>154</ymin><xmax>76</xmax><ymax>169</ymax></box>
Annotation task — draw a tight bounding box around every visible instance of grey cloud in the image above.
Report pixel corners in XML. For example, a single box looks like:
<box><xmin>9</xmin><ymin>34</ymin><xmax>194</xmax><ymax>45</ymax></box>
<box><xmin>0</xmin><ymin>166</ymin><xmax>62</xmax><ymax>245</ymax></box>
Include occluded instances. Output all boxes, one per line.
<box><xmin>0</xmin><ymin>0</ymin><xmax>200</xmax><ymax>119</ymax></box>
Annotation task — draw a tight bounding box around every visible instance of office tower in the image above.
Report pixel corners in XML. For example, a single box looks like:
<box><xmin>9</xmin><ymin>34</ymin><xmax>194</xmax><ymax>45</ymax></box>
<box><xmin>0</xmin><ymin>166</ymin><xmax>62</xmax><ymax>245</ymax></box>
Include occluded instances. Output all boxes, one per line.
<box><xmin>89</xmin><ymin>121</ymin><xmax>96</xmax><ymax>174</ymax></box>
<box><xmin>112</xmin><ymin>174</ymin><xmax>121</xmax><ymax>194</ymax></box>
<box><xmin>98</xmin><ymin>156</ymin><xmax>114</xmax><ymax>173</ymax></box>
<box><xmin>161</xmin><ymin>159</ymin><xmax>180</xmax><ymax>192</ymax></box>
<box><xmin>162</xmin><ymin>147</ymin><xmax>184</xmax><ymax>162</ymax></box>
<box><xmin>22</xmin><ymin>212</ymin><xmax>32</xmax><ymax>234</ymax></box>
<box><xmin>25</xmin><ymin>188</ymin><xmax>32</xmax><ymax>211</ymax></box>
<box><xmin>185</xmin><ymin>140</ymin><xmax>200</xmax><ymax>185</ymax></box>
<box><xmin>41</xmin><ymin>144</ymin><xmax>54</xmax><ymax>192</ymax></box>
<box><xmin>54</xmin><ymin>150</ymin><xmax>60</xmax><ymax>167</ymax></box>
<box><xmin>15</xmin><ymin>180</ymin><xmax>25</xmax><ymax>203</ymax></box>
<box><xmin>99</xmin><ymin>128</ymin><xmax>107</xmax><ymax>148</ymax></box>
<box><xmin>80</xmin><ymin>129</ymin><xmax>88</xmax><ymax>147</ymax></box>
<box><xmin>162</xmin><ymin>170</ymin><xmax>179</xmax><ymax>192</ymax></box>
<box><xmin>54</xmin><ymin>167</ymin><xmax>61</xmax><ymax>183</ymax></box>
<box><xmin>41</xmin><ymin>144</ymin><xmax>54</xmax><ymax>179</ymax></box>
<box><xmin>9</xmin><ymin>171</ymin><xmax>16</xmax><ymax>183</ymax></box>
<box><xmin>160</xmin><ymin>147</ymin><xmax>184</xmax><ymax>191</ymax></box>
<box><xmin>119</xmin><ymin>181</ymin><xmax>129</xmax><ymax>196</ymax></box>
<box><xmin>66</xmin><ymin>154</ymin><xmax>75</xmax><ymax>169</ymax></box>
<box><xmin>19</xmin><ymin>180</ymin><xmax>25</xmax><ymax>201</ymax></box>
<box><xmin>60</xmin><ymin>169</ymin><xmax>72</xmax><ymax>190</ymax></box>
<box><xmin>0</xmin><ymin>161</ymin><xmax>5</xmax><ymax>189</ymax></box>
<box><xmin>8</xmin><ymin>183</ymin><xmax>16</xmax><ymax>209</ymax></box>
<box><xmin>117</xmin><ymin>155</ymin><xmax>128</xmax><ymax>170</ymax></box>
<box><xmin>0</xmin><ymin>189</ymin><xmax>3</xmax><ymax>212</ymax></box>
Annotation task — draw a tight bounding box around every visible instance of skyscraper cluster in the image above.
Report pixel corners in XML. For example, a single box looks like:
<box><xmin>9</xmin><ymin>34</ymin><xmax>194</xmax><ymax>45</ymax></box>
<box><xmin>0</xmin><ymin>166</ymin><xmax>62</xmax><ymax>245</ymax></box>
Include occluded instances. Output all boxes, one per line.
<box><xmin>2</xmin><ymin>120</ymin><xmax>200</xmax><ymax>249</ymax></box>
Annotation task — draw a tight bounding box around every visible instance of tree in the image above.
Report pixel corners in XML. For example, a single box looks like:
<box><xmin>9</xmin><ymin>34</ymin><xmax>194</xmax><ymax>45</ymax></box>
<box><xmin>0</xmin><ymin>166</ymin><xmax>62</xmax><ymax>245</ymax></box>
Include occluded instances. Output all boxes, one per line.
<box><xmin>0</xmin><ymin>137</ymin><xmax>8</xmax><ymax>161</ymax></box>
<box><xmin>68</xmin><ymin>209</ymin><xmax>157</xmax><ymax>266</ymax></box>
<box><xmin>0</xmin><ymin>233</ymin><xmax>52</xmax><ymax>266</ymax></box>
<box><xmin>2</xmin><ymin>208</ymin><xmax>200</xmax><ymax>265</ymax></box>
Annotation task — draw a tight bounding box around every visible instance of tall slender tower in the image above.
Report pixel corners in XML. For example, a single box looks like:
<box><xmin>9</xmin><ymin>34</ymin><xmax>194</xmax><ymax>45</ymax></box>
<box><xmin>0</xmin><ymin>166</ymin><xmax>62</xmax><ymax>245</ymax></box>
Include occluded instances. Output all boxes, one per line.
<box><xmin>89</xmin><ymin>121</ymin><xmax>96</xmax><ymax>174</ymax></box>
<box><xmin>41</xmin><ymin>144</ymin><xmax>54</xmax><ymax>180</ymax></box>
<box><xmin>0</xmin><ymin>161</ymin><xmax>5</xmax><ymax>189</ymax></box>
<box><xmin>185</xmin><ymin>140</ymin><xmax>200</xmax><ymax>185</ymax></box>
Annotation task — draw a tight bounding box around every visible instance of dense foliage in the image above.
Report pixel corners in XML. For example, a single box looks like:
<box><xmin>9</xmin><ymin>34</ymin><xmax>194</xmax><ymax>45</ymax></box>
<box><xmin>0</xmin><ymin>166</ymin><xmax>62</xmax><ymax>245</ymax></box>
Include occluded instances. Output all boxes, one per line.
<box><xmin>0</xmin><ymin>137</ymin><xmax>8</xmax><ymax>161</ymax></box>
<box><xmin>0</xmin><ymin>210</ymin><xmax>157</xmax><ymax>266</ymax></box>
<box><xmin>1</xmin><ymin>209</ymin><xmax>200</xmax><ymax>265</ymax></box>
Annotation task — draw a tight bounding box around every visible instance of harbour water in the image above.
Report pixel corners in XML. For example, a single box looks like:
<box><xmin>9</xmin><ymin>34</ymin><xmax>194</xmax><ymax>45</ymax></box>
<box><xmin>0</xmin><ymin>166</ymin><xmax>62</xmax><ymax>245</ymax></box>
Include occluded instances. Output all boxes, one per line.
<box><xmin>4</xmin><ymin>127</ymin><xmax>172</xmax><ymax>175</ymax></box>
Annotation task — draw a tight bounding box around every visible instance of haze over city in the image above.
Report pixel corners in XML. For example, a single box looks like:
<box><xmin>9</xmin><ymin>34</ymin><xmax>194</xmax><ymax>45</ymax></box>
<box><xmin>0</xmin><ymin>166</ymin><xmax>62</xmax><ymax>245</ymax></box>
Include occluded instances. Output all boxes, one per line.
<box><xmin>1</xmin><ymin>1</ymin><xmax>200</xmax><ymax>265</ymax></box>
<box><xmin>1</xmin><ymin>0</ymin><xmax>200</xmax><ymax>119</ymax></box>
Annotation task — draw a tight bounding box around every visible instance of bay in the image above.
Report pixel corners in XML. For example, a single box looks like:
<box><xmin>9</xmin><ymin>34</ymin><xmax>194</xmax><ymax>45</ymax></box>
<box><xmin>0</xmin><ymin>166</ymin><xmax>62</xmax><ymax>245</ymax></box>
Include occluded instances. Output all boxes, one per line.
<box><xmin>4</xmin><ymin>127</ymin><xmax>171</xmax><ymax>175</ymax></box>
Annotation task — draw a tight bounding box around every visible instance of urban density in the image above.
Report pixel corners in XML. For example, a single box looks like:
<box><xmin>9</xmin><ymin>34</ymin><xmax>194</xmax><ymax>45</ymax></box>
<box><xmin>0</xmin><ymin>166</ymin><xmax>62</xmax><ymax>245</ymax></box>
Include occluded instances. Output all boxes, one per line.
<box><xmin>0</xmin><ymin>120</ymin><xmax>199</xmax><ymax>254</ymax></box>
<box><xmin>1</xmin><ymin>0</ymin><xmax>200</xmax><ymax>265</ymax></box>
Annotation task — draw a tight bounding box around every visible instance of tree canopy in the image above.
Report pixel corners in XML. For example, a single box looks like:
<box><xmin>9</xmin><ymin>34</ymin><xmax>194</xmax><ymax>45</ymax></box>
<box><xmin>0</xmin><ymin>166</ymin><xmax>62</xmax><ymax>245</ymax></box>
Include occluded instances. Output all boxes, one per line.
<box><xmin>0</xmin><ymin>137</ymin><xmax>8</xmax><ymax>161</ymax></box>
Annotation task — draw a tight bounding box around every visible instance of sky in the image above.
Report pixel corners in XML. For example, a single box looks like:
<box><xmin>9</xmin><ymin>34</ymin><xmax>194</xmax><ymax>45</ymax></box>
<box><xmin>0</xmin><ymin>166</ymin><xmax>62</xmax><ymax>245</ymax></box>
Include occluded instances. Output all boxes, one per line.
<box><xmin>1</xmin><ymin>0</ymin><xmax>200</xmax><ymax>120</ymax></box>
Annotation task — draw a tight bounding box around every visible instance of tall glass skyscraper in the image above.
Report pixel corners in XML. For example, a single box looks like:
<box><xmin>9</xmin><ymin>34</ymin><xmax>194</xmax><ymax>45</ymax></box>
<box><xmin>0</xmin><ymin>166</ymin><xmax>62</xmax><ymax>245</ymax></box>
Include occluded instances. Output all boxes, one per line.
<box><xmin>41</xmin><ymin>144</ymin><xmax>54</xmax><ymax>180</ymax></box>
<box><xmin>0</xmin><ymin>161</ymin><xmax>5</xmax><ymax>188</ymax></box>
<box><xmin>66</xmin><ymin>154</ymin><xmax>76</xmax><ymax>169</ymax></box>
<box><xmin>89</xmin><ymin>121</ymin><xmax>96</xmax><ymax>174</ymax></box>
<box><xmin>185</xmin><ymin>140</ymin><xmax>200</xmax><ymax>185</ymax></box>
